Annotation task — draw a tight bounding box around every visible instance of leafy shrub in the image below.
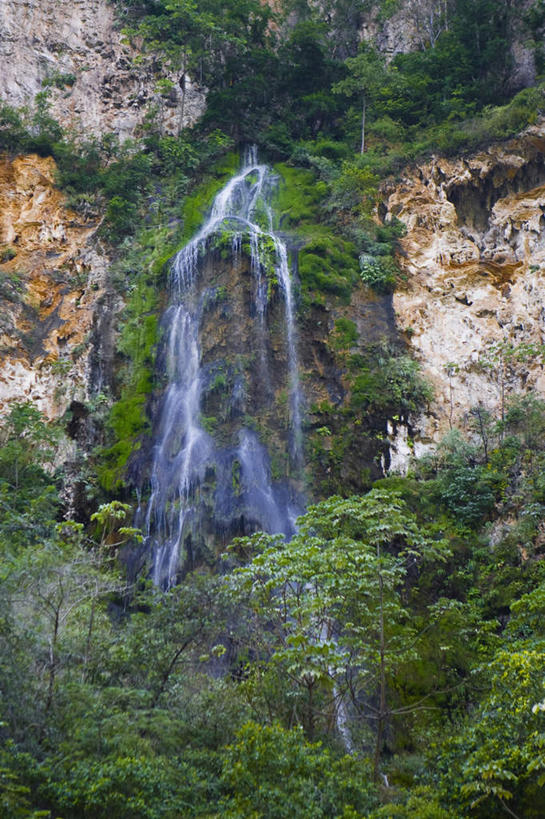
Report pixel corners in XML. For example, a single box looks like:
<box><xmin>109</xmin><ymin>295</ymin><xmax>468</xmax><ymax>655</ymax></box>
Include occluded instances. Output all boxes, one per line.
<box><xmin>332</xmin><ymin>317</ymin><xmax>358</xmax><ymax>350</ymax></box>
<box><xmin>42</xmin><ymin>72</ymin><xmax>76</xmax><ymax>89</ymax></box>
<box><xmin>438</xmin><ymin>464</ymin><xmax>496</xmax><ymax>527</ymax></box>
<box><xmin>359</xmin><ymin>253</ymin><xmax>398</xmax><ymax>293</ymax></box>
<box><xmin>350</xmin><ymin>350</ymin><xmax>433</xmax><ymax>416</ymax></box>
<box><xmin>0</xmin><ymin>103</ymin><xmax>30</xmax><ymax>153</ymax></box>
<box><xmin>102</xmin><ymin>196</ymin><xmax>139</xmax><ymax>239</ymax></box>
<box><xmin>220</xmin><ymin>722</ymin><xmax>376</xmax><ymax>818</ymax></box>
<box><xmin>0</xmin><ymin>246</ymin><xmax>17</xmax><ymax>263</ymax></box>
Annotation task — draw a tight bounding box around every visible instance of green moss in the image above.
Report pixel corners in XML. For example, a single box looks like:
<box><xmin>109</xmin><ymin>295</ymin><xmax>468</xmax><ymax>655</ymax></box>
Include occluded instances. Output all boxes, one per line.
<box><xmin>180</xmin><ymin>151</ymin><xmax>239</xmax><ymax>242</ymax></box>
<box><xmin>232</xmin><ymin>459</ymin><xmax>241</xmax><ymax>494</ymax></box>
<box><xmin>332</xmin><ymin>318</ymin><xmax>358</xmax><ymax>351</ymax></box>
<box><xmin>273</xmin><ymin>164</ymin><xmax>360</xmax><ymax>304</ymax></box>
<box><xmin>151</xmin><ymin>246</ymin><xmax>179</xmax><ymax>277</ymax></box>
<box><xmin>201</xmin><ymin>416</ymin><xmax>218</xmax><ymax>434</ymax></box>
<box><xmin>298</xmin><ymin>234</ymin><xmax>359</xmax><ymax>301</ymax></box>
<box><xmin>97</xmin><ymin>271</ymin><xmax>160</xmax><ymax>491</ymax></box>
<box><xmin>99</xmin><ymin>394</ymin><xmax>149</xmax><ymax>490</ymax></box>
<box><xmin>273</xmin><ymin>164</ymin><xmax>323</xmax><ymax>229</ymax></box>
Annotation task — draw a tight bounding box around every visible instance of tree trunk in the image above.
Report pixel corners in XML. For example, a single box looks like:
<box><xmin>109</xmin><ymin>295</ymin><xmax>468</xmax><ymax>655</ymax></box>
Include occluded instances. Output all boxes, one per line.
<box><xmin>150</xmin><ymin>638</ymin><xmax>193</xmax><ymax>709</ymax></box>
<box><xmin>360</xmin><ymin>96</ymin><xmax>366</xmax><ymax>154</ymax></box>
<box><xmin>45</xmin><ymin>608</ymin><xmax>59</xmax><ymax>715</ymax></box>
<box><xmin>82</xmin><ymin>585</ymin><xmax>97</xmax><ymax>683</ymax></box>
<box><xmin>180</xmin><ymin>53</ymin><xmax>187</xmax><ymax>133</ymax></box>
<box><xmin>373</xmin><ymin>553</ymin><xmax>386</xmax><ymax>782</ymax></box>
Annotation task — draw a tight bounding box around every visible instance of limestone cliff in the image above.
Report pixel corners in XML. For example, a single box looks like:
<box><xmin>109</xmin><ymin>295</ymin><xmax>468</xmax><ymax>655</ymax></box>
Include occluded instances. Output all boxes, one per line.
<box><xmin>0</xmin><ymin>0</ymin><xmax>205</xmax><ymax>140</ymax></box>
<box><xmin>1</xmin><ymin>0</ymin><xmax>544</xmax><ymax>490</ymax></box>
<box><xmin>0</xmin><ymin>153</ymin><xmax>112</xmax><ymax>421</ymax></box>
<box><xmin>385</xmin><ymin>120</ymin><xmax>545</xmax><ymax>451</ymax></box>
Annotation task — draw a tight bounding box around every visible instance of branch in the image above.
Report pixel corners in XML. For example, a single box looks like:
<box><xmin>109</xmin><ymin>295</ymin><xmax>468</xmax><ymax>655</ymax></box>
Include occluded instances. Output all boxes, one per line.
<box><xmin>500</xmin><ymin>799</ymin><xmax>522</xmax><ymax>819</ymax></box>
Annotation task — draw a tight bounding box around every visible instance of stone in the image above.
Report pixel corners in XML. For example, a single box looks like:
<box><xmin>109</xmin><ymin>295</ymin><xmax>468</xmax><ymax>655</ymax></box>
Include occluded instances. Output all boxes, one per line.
<box><xmin>0</xmin><ymin>153</ymin><xmax>110</xmax><ymax>420</ymax></box>
<box><xmin>384</xmin><ymin>120</ymin><xmax>545</xmax><ymax>447</ymax></box>
<box><xmin>0</xmin><ymin>0</ymin><xmax>205</xmax><ymax>140</ymax></box>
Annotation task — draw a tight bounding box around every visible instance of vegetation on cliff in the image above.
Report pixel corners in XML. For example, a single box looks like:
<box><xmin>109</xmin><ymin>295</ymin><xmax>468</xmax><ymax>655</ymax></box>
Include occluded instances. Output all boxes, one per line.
<box><xmin>2</xmin><ymin>0</ymin><xmax>545</xmax><ymax>817</ymax></box>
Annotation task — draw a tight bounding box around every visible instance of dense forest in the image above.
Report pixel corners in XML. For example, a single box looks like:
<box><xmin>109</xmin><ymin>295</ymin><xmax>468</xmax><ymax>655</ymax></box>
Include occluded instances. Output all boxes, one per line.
<box><xmin>2</xmin><ymin>0</ymin><xmax>545</xmax><ymax>816</ymax></box>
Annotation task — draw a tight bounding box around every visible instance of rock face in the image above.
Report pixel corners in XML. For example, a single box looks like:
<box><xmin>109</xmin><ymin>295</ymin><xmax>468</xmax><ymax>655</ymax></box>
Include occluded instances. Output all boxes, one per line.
<box><xmin>367</xmin><ymin>0</ymin><xmax>536</xmax><ymax>89</ymax></box>
<box><xmin>134</xmin><ymin>239</ymin><xmax>397</xmax><ymax>575</ymax></box>
<box><xmin>385</xmin><ymin>121</ymin><xmax>545</xmax><ymax>445</ymax></box>
<box><xmin>0</xmin><ymin>153</ymin><xmax>112</xmax><ymax>420</ymax></box>
<box><xmin>144</xmin><ymin>247</ymin><xmax>303</xmax><ymax>569</ymax></box>
<box><xmin>0</xmin><ymin>0</ymin><xmax>205</xmax><ymax>140</ymax></box>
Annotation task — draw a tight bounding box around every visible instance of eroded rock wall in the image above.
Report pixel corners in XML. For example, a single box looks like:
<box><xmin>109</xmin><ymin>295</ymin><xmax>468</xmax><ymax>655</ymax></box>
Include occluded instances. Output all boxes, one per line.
<box><xmin>0</xmin><ymin>0</ymin><xmax>205</xmax><ymax>139</ymax></box>
<box><xmin>0</xmin><ymin>153</ymin><xmax>115</xmax><ymax>421</ymax></box>
<box><xmin>385</xmin><ymin>121</ymin><xmax>545</xmax><ymax>447</ymax></box>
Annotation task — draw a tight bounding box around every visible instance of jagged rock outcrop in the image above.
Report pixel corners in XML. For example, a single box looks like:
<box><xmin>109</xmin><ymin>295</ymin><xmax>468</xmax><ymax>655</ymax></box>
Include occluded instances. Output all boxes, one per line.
<box><xmin>385</xmin><ymin>120</ymin><xmax>545</xmax><ymax>447</ymax></box>
<box><xmin>0</xmin><ymin>153</ymin><xmax>113</xmax><ymax>421</ymax></box>
<box><xmin>0</xmin><ymin>0</ymin><xmax>205</xmax><ymax>139</ymax></box>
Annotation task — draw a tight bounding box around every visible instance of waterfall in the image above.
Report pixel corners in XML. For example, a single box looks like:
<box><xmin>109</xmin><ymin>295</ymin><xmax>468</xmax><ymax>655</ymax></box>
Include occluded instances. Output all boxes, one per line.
<box><xmin>142</xmin><ymin>149</ymin><xmax>304</xmax><ymax>587</ymax></box>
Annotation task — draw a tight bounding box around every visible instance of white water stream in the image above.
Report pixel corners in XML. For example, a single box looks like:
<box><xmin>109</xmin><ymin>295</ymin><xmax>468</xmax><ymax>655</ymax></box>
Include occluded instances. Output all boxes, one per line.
<box><xmin>143</xmin><ymin>148</ymin><xmax>303</xmax><ymax>587</ymax></box>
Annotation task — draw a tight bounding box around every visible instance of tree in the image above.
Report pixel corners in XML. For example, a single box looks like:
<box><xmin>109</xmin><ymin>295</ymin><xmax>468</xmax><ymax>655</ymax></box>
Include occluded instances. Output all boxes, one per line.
<box><xmin>333</xmin><ymin>45</ymin><xmax>387</xmax><ymax>153</ymax></box>
<box><xmin>477</xmin><ymin>340</ymin><xmax>545</xmax><ymax>428</ymax></box>
<box><xmin>0</xmin><ymin>402</ymin><xmax>59</xmax><ymax>494</ymax></box>
<box><xmin>0</xmin><ymin>403</ymin><xmax>61</xmax><ymax>555</ymax></box>
<box><xmin>219</xmin><ymin>721</ymin><xmax>376</xmax><ymax>817</ymax></box>
<box><xmin>406</xmin><ymin>0</ymin><xmax>452</xmax><ymax>48</ymax></box>
<box><xmin>434</xmin><ymin>646</ymin><xmax>545</xmax><ymax>818</ymax></box>
<box><xmin>226</xmin><ymin>489</ymin><xmax>449</xmax><ymax>780</ymax></box>
<box><xmin>0</xmin><ymin>520</ymin><xmax>128</xmax><ymax>745</ymax></box>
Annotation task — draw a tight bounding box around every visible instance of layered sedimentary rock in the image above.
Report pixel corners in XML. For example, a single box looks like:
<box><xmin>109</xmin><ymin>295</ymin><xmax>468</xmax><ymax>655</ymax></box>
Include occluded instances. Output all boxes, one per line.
<box><xmin>385</xmin><ymin>122</ymin><xmax>545</xmax><ymax>445</ymax></box>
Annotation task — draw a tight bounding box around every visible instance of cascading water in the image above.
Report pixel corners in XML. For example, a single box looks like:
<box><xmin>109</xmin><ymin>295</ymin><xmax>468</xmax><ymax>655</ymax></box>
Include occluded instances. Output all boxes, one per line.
<box><xmin>142</xmin><ymin>148</ymin><xmax>304</xmax><ymax>587</ymax></box>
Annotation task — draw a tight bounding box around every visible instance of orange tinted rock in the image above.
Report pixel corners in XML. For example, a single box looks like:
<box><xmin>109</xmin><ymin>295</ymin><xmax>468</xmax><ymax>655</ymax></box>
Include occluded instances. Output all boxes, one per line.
<box><xmin>0</xmin><ymin>154</ymin><xmax>108</xmax><ymax>420</ymax></box>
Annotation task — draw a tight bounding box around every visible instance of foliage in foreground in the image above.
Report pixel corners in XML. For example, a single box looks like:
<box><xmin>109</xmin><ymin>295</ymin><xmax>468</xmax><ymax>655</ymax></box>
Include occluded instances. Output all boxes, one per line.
<box><xmin>3</xmin><ymin>397</ymin><xmax>545</xmax><ymax>815</ymax></box>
